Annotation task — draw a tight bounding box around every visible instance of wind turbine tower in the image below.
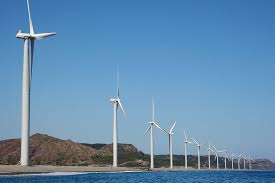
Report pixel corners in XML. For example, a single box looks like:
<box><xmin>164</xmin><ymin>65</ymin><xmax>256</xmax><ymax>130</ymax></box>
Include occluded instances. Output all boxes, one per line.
<box><xmin>183</xmin><ymin>130</ymin><xmax>193</xmax><ymax>169</ymax></box>
<box><xmin>207</xmin><ymin>143</ymin><xmax>214</xmax><ymax>170</ymax></box>
<box><xmin>248</xmin><ymin>154</ymin><xmax>252</xmax><ymax>170</ymax></box>
<box><xmin>164</xmin><ymin>122</ymin><xmax>176</xmax><ymax>169</ymax></box>
<box><xmin>212</xmin><ymin>145</ymin><xmax>225</xmax><ymax>170</ymax></box>
<box><xmin>222</xmin><ymin>151</ymin><xmax>229</xmax><ymax>170</ymax></box>
<box><xmin>16</xmin><ymin>0</ymin><xmax>56</xmax><ymax>166</ymax></box>
<box><xmin>145</xmin><ymin>100</ymin><xmax>166</xmax><ymax>169</ymax></box>
<box><xmin>110</xmin><ymin>70</ymin><xmax>126</xmax><ymax>167</ymax></box>
<box><xmin>192</xmin><ymin>137</ymin><xmax>204</xmax><ymax>170</ymax></box>
<box><xmin>238</xmin><ymin>153</ymin><xmax>243</xmax><ymax>170</ymax></box>
<box><xmin>243</xmin><ymin>154</ymin><xmax>246</xmax><ymax>170</ymax></box>
<box><xmin>231</xmin><ymin>152</ymin><xmax>236</xmax><ymax>170</ymax></box>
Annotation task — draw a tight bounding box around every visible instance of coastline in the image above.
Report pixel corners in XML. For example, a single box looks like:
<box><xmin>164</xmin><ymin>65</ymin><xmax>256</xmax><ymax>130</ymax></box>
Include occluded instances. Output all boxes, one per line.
<box><xmin>0</xmin><ymin>165</ymin><xmax>271</xmax><ymax>176</ymax></box>
<box><xmin>0</xmin><ymin>165</ymin><xmax>145</xmax><ymax>176</ymax></box>
<box><xmin>0</xmin><ymin>165</ymin><xmax>197</xmax><ymax>176</ymax></box>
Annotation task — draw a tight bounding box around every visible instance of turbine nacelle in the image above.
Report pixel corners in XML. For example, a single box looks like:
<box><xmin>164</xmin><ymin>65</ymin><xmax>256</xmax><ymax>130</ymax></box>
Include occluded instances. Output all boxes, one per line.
<box><xmin>16</xmin><ymin>31</ymin><xmax>30</xmax><ymax>39</ymax></box>
<box><xmin>184</xmin><ymin>140</ymin><xmax>192</xmax><ymax>144</ymax></box>
<box><xmin>110</xmin><ymin>98</ymin><xmax>118</xmax><ymax>102</ymax></box>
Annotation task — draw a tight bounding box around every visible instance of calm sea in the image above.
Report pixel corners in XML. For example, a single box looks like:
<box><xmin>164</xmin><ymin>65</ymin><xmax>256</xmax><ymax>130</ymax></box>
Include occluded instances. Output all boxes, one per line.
<box><xmin>0</xmin><ymin>170</ymin><xmax>275</xmax><ymax>183</ymax></box>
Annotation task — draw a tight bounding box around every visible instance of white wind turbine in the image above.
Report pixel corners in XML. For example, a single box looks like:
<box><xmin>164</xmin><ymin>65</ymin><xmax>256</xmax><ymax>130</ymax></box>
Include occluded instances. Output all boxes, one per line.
<box><xmin>16</xmin><ymin>0</ymin><xmax>56</xmax><ymax>166</ymax></box>
<box><xmin>237</xmin><ymin>153</ymin><xmax>243</xmax><ymax>170</ymax></box>
<box><xmin>248</xmin><ymin>154</ymin><xmax>252</xmax><ymax>170</ymax></box>
<box><xmin>164</xmin><ymin>122</ymin><xmax>176</xmax><ymax>169</ymax></box>
<box><xmin>191</xmin><ymin>137</ymin><xmax>204</xmax><ymax>169</ymax></box>
<box><xmin>212</xmin><ymin>145</ymin><xmax>225</xmax><ymax>170</ymax></box>
<box><xmin>230</xmin><ymin>152</ymin><xmax>236</xmax><ymax>170</ymax></box>
<box><xmin>222</xmin><ymin>151</ymin><xmax>229</xmax><ymax>170</ymax></box>
<box><xmin>243</xmin><ymin>154</ymin><xmax>247</xmax><ymax>170</ymax></box>
<box><xmin>206</xmin><ymin>142</ymin><xmax>215</xmax><ymax>170</ymax></box>
<box><xmin>145</xmin><ymin>100</ymin><xmax>166</xmax><ymax>169</ymax></box>
<box><xmin>183</xmin><ymin>130</ymin><xmax>193</xmax><ymax>169</ymax></box>
<box><xmin>110</xmin><ymin>70</ymin><xmax>126</xmax><ymax>168</ymax></box>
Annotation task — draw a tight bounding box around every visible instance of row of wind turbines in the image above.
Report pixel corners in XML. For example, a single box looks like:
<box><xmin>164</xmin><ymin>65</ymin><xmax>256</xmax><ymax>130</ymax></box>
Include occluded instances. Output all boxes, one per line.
<box><xmin>16</xmin><ymin>0</ymin><xmax>254</xmax><ymax>170</ymax></box>
<box><xmin>144</xmin><ymin>101</ymin><xmax>254</xmax><ymax>170</ymax></box>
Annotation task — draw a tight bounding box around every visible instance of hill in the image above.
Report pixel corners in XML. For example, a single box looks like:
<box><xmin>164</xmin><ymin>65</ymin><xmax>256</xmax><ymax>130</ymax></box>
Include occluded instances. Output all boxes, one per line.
<box><xmin>0</xmin><ymin>134</ymin><xmax>274</xmax><ymax>170</ymax></box>
<box><xmin>0</xmin><ymin>134</ymin><xmax>147</xmax><ymax>167</ymax></box>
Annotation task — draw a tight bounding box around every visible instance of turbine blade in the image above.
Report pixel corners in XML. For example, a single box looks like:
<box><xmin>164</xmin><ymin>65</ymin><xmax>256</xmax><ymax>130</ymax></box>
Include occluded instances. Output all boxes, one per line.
<box><xmin>184</xmin><ymin>130</ymin><xmax>187</xmax><ymax>141</ymax></box>
<box><xmin>145</xmin><ymin>126</ymin><xmax>151</xmax><ymax>135</ymax></box>
<box><xmin>153</xmin><ymin>122</ymin><xmax>167</xmax><ymax>134</ymax></box>
<box><xmin>210</xmin><ymin>148</ymin><xmax>215</xmax><ymax>153</ymax></box>
<box><xmin>32</xmin><ymin>33</ymin><xmax>56</xmax><ymax>39</ymax></box>
<box><xmin>152</xmin><ymin>98</ymin><xmax>155</xmax><ymax>122</ymax></box>
<box><xmin>212</xmin><ymin>145</ymin><xmax>218</xmax><ymax>152</ymax></box>
<box><xmin>117</xmin><ymin>99</ymin><xmax>126</xmax><ymax>118</ymax></box>
<box><xmin>191</xmin><ymin>137</ymin><xmax>199</xmax><ymax>146</ymax></box>
<box><xmin>117</xmin><ymin>66</ymin><xmax>119</xmax><ymax>98</ymax></box>
<box><xmin>169</xmin><ymin>121</ymin><xmax>176</xmax><ymax>134</ymax></box>
<box><xmin>27</xmin><ymin>0</ymin><xmax>34</xmax><ymax>34</ymax></box>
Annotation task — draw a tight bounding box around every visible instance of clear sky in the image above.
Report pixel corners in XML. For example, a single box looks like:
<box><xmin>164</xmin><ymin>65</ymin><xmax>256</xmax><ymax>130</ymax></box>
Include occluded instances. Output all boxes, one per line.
<box><xmin>1</xmin><ymin>0</ymin><xmax>275</xmax><ymax>161</ymax></box>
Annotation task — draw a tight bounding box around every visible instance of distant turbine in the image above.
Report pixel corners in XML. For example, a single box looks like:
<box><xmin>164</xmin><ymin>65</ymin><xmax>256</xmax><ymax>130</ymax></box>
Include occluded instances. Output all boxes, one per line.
<box><xmin>206</xmin><ymin>142</ymin><xmax>215</xmax><ymax>170</ymax></box>
<box><xmin>145</xmin><ymin>99</ymin><xmax>166</xmax><ymax>169</ymax></box>
<box><xmin>191</xmin><ymin>137</ymin><xmax>204</xmax><ymax>169</ymax></box>
<box><xmin>183</xmin><ymin>130</ymin><xmax>193</xmax><ymax>169</ymax></box>
<box><xmin>164</xmin><ymin>122</ymin><xmax>176</xmax><ymax>169</ymax></box>
<box><xmin>230</xmin><ymin>152</ymin><xmax>236</xmax><ymax>170</ymax></box>
<box><xmin>110</xmin><ymin>70</ymin><xmax>126</xmax><ymax>167</ymax></box>
<box><xmin>248</xmin><ymin>154</ymin><xmax>252</xmax><ymax>170</ymax></box>
<box><xmin>237</xmin><ymin>153</ymin><xmax>243</xmax><ymax>170</ymax></box>
<box><xmin>16</xmin><ymin>0</ymin><xmax>56</xmax><ymax>166</ymax></box>
<box><xmin>222</xmin><ymin>151</ymin><xmax>229</xmax><ymax>170</ymax></box>
<box><xmin>212</xmin><ymin>145</ymin><xmax>225</xmax><ymax>170</ymax></box>
<box><xmin>243</xmin><ymin>154</ymin><xmax>247</xmax><ymax>170</ymax></box>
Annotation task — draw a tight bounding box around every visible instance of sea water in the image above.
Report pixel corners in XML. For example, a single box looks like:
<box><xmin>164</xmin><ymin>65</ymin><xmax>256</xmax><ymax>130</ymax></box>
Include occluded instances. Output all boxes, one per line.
<box><xmin>0</xmin><ymin>170</ymin><xmax>275</xmax><ymax>183</ymax></box>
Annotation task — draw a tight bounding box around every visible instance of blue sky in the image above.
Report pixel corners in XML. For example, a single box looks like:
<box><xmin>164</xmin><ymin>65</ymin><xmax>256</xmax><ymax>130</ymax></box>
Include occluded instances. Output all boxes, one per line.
<box><xmin>1</xmin><ymin>0</ymin><xmax>275</xmax><ymax>161</ymax></box>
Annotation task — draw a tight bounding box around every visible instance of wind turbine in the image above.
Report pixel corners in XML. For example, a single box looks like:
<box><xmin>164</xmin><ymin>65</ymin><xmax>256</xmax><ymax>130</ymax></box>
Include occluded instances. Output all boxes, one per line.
<box><xmin>222</xmin><ymin>151</ymin><xmax>229</xmax><ymax>170</ymax></box>
<box><xmin>16</xmin><ymin>0</ymin><xmax>56</xmax><ymax>166</ymax></box>
<box><xmin>248</xmin><ymin>154</ymin><xmax>252</xmax><ymax>170</ymax></box>
<box><xmin>243</xmin><ymin>154</ymin><xmax>247</xmax><ymax>170</ymax></box>
<box><xmin>164</xmin><ymin>122</ymin><xmax>176</xmax><ymax>169</ymax></box>
<box><xmin>212</xmin><ymin>145</ymin><xmax>225</xmax><ymax>170</ymax></box>
<box><xmin>237</xmin><ymin>153</ymin><xmax>243</xmax><ymax>170</ymax></box>
<box><xmin>191</xmin><ymin>137</ymin><xmax>204</xmax><ymax>169</ymax></box>
<box><xmin>206</xmin><ymin>142</ymin><xmax>215</xmax><ymax>170</ymax></box>
<box><xmin>183</xmin><ymin>130</ymin><xmax>193</xmax><ymax>169</ymax></box>
<box><xmin>110</xmin><ymin>70</ymin><xmax>126</xmax><ymax>167</ymax></box>
<box><xmin>145</xmin><ymin>99</ymin><xmax>166</xmax><ymax>169</ymax></box>
<box><xmin>230</xmin><ymin>152</ymin><xmax>236</xmax><ymax>170</ymax></box>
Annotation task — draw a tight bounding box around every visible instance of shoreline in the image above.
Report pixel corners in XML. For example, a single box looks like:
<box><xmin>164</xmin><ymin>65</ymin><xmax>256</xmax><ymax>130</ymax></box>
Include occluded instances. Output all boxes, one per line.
<box><xmin>0</xmin><ymin>165</ymin><xmax>272</xmax><ymax>176</ymax></box>
<box><xmin>0</xmin><ymin>165</ymin><xmax>146</xmax><ymax>176</ymax></box>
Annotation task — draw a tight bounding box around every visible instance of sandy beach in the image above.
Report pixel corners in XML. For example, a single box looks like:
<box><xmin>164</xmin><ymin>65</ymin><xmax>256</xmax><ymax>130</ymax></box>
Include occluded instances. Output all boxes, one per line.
<box><xmin>0</xmin><ymin>165</ymin><xmax>147</xmax><ymax>175</ymax></box>
<box><xmin>0</xmin><ymin>165</ymin><xmax>199</xmax><ymax>175</ymax></box>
